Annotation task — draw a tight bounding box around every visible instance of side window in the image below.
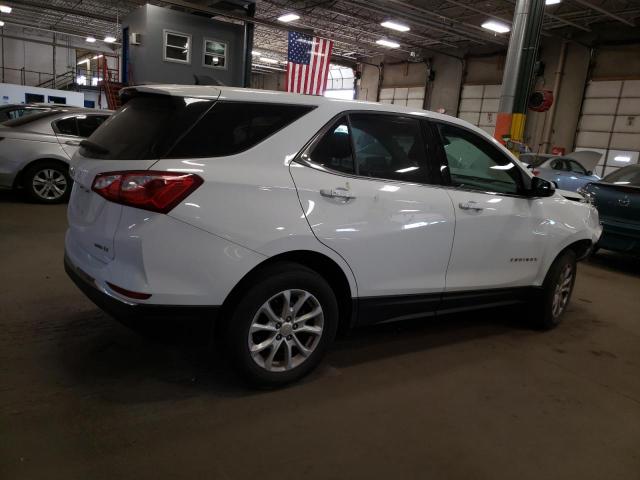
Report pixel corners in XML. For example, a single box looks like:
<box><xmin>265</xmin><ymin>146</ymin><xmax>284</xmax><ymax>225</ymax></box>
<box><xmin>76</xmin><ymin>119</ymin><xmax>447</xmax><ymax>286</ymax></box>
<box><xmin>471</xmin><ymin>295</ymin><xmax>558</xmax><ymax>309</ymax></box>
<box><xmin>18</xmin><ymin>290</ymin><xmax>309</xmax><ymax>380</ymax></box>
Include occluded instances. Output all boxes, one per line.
<box><xmin>550</xmin><ymin>159</ymin><xmax>565</xmax><ymax>170</ymax></box>
<box><xmin>308</xmin><ymin>117</ymin><xmax>354</xmax><ymax>174</ymax></box>
<box><xmin>436</xmin><ymin>122</ymin><xmax>522</xmax><ymax>195</ymax></box>
<box><xmin>55</xmin><ymin>117</ymin><xmax>78</xmax><ymax>136</ymax></box>
<box><xmin>76</xmin><ymin>115</ymin><xmax>108</xmax><ymax>138</ymax></box>
<box><xmin>568</xmin><ymin>160</ymin><xmax>587</xmax><ymax>175</ymax></box>
<box><xmin>349</xmin><ymin>114</ymin><xmax>428</xmax><ymax>183</ymax></box>
<box><xmin>168</xmin><ymin>102</ymin><xmax>314</xmax><ymax>158</ymax></box>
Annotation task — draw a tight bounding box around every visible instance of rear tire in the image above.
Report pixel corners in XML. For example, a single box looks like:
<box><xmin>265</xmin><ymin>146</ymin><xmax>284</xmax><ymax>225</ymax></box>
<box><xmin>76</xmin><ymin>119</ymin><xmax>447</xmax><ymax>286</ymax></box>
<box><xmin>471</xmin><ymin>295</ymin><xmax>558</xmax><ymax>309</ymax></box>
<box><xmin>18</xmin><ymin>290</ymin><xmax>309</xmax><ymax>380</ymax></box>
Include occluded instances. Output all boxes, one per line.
<box><xmin>224</xmin><ymin>262</ymin><xmax>338</xmax><ymax>387</ymax></box>
<box><xmin>23</xmin><ymin>161</ymin><xmax>71</xmax><ymax>204</ymax></box>
<box><xmin>530</xmin><ymin>250</ymin><xmax>577</xmax><ymax>330</ymax></box>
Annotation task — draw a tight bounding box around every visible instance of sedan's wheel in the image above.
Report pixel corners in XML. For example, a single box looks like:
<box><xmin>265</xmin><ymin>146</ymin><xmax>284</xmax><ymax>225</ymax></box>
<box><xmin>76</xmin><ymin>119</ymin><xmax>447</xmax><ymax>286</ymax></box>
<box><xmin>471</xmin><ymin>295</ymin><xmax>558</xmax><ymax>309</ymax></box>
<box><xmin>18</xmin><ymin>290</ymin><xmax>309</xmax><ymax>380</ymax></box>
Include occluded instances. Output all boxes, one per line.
<box><xmin>23</xmin><ymin>162</ymin><xmax>71</xmax><ymax>203</ymax></box>
<box><xmin>530</xmin><ymin>250</ymin><xmax>577</xmax><ymax>330</ymax></box>
<box><xmin>225</xmin><ymin>262</ymin><xmax>338</xmax><ymax>387</ymax></box>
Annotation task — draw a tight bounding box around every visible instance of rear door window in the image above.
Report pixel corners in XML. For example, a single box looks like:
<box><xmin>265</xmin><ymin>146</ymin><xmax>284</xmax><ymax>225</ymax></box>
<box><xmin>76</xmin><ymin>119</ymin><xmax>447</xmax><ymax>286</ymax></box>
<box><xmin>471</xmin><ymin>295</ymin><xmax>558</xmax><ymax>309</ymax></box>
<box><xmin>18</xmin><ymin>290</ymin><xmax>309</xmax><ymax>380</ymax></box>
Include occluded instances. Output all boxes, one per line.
<box><xmin>307</xmin><ymin>117</ymin><xmax>355</xmax><ymax>174</ymax></box>
<box><xmin>76</xmin><ymin>115</ymin><xmax>109</xmax><ymax>137</ymax></box>
<box><xmin>54</xmin><ymin>117</ymin><xmax>79</xmax><ymax>136</ymax></box>
<box><xmin>168</xmin><ymin>102</ymin><xmax>314</xmax><ymax>158</ymax></box>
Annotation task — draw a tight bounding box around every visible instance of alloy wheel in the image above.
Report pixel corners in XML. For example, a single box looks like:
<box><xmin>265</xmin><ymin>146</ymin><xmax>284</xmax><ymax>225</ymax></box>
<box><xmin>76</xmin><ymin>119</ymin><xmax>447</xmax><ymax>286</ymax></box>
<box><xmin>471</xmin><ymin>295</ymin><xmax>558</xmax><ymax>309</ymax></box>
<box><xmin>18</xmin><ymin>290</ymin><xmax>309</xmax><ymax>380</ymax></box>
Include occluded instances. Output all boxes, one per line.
<box><xmin>32</xmin><ymin>168</ymin><xmax>67</xmax><ymax>200</ymax></box>
<box><xmin>248</xmin><ymin>289</ymin><xmax>324</xmax><ymax>372</ymax></box>
<box><xmin>551</xmin><ymin>263</ymin><xmax>574</xmax><ymax>318</ymax></box>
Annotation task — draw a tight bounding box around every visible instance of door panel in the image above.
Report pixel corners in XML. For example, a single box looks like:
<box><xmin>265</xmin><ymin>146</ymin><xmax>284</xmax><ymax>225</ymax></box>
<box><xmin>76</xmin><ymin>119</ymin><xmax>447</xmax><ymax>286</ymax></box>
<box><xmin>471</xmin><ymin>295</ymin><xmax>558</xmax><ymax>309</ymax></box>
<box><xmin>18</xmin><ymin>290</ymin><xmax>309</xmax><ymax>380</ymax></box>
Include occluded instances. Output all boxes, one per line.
<box><xmin>291</xmin><ymin>163</ymin><xmax>455</xmax><ymax>297</ymax></box>
<box><xmin>443</xmin><ymin>189</ymin><xmax>544</xmax><ymax>289</ymax></box>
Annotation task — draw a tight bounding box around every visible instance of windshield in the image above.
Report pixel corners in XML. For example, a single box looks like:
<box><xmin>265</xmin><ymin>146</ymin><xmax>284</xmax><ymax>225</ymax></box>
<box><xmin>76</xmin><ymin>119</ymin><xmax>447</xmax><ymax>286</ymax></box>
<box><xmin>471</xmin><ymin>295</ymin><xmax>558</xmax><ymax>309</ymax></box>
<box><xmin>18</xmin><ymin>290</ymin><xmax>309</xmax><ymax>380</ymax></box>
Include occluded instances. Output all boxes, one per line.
<box><xmin>602</xmin><ymin>165</ymin><xmax>640</xmax><ymax>186</ymax></box>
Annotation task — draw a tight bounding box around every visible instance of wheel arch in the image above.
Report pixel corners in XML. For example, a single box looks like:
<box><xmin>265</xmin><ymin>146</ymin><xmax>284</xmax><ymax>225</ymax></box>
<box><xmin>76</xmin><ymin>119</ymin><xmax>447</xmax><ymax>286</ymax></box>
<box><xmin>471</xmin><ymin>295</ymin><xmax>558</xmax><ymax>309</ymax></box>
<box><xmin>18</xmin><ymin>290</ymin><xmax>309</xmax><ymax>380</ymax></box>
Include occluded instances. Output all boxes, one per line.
<box><xmin>14</xmin><ymin>157</ymin><xmax>70</xmax><ymax>188</ymax></box>
<box><xmin>220</xmin><ymin>250</ymin><xmax>356</xmax><ymax>335</ymax></box>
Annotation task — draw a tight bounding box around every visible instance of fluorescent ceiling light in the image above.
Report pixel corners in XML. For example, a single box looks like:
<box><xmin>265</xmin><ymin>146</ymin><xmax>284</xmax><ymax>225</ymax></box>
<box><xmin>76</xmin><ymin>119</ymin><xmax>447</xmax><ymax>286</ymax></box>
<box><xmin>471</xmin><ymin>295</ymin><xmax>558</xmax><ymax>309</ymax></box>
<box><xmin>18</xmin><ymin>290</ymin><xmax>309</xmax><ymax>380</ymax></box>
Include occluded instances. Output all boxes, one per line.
<box><xmin>614</xmin><ymin>155</ymin><xmax>631</xmax><ymax>162</ymax></box>
<box><xmin>481</xmin><ymin>20</ymin><xmax>510</xmax><ymax>33</ymax></box>
<box><xmin>278</xmin><ymin>13</ymin><xmax>300</xmax><ymax>22</ymax></box>
<box><xmin>376</xmin><ymin>39</ymin><xmax>400</xmax><ymax>48</ymax></box>
<box><xmin>0</xmin><ymin>5</ymin><xmax>12</xmax><ymax>13</ymax></box>
<box><xmin>92</xmin><ymin>54</ymin><xmax>103</xmax><ymax>60</ymax></box>
<box><xmin>381</xmin><ymin>20</ymin><xmax>410</xmax><ymax>32</ymax></box>
<box><xmin>104</xmin><ymin>36</ymin><xmax>116</xmax><ymax>43</ymax></box>
<box><xmin>86</xmin><ymin>36</ymin><xmax>96</xmax><ymax>43</ymax></box>
<box><xmin>545</xmin><ymin>0</ymin><xmax>561</xmax><ymax>4</ymax></box>
<box><xmin>259</xmin><ymin>57</ymin><xmax>279</xmax><ymax>64</ymax></box>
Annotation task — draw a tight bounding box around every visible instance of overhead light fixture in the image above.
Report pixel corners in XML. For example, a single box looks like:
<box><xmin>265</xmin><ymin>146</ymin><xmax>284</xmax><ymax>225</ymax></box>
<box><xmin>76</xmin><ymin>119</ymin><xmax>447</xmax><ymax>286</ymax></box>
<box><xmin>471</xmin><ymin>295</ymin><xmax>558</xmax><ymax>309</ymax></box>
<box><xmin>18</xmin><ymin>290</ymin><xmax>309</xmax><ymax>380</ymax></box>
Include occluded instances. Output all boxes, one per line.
<box><xmin>381</xmin><ymin>20</ymin><xmax>410</xmax><ymax>32</ymax></box>
<box><xmin>545</xmin><ymin>0</ymin><xmax>561</xmax><ymax>4</ymax></box>
<box><xmin>0</xmin><ymin>5</ymin><xmax>12</xmax><ymax>13</ymax></box>
<box><xmin>278</xmin><ymin>13</ymin><xmax>300</xmax><ymax>23</ymax></box>
<box><xmin>259</xmin><ymin>57</ymin><xmax>279</xmax><ymax>64</ymax></box>
<box><xmin>104</xmin><ymin>36</ymin><xmax>116</xmax><ymax>43</ymax></box>
<box><xmin>376</xmin><ymin>39</ymin><xmax>400</xmax><ymax>48</ymax></box>
<box><xmin>86</xmin><ymin>36</ymin><xmax>96</xmax><ymax>43</ymax></box>
<box><xmin>481</xmin><ymin>20</ymin><xmax>511</xmax><ymax>33</ymax></box>
<box><xmin>92</xmin><ymin>54</ymin><xmax>103</xmax><ymax>60</ymax></box>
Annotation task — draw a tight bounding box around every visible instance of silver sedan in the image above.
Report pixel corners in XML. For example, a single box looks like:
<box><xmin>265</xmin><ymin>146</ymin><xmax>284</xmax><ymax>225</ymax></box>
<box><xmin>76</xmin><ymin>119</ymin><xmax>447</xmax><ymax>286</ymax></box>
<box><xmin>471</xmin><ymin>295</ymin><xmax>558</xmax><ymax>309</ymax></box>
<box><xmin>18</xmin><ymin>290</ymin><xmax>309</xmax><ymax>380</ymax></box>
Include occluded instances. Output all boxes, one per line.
<box><xmin>0</xmin><ymin>108</ymin><xmax>111</xmax><ymax>203</ymax></box>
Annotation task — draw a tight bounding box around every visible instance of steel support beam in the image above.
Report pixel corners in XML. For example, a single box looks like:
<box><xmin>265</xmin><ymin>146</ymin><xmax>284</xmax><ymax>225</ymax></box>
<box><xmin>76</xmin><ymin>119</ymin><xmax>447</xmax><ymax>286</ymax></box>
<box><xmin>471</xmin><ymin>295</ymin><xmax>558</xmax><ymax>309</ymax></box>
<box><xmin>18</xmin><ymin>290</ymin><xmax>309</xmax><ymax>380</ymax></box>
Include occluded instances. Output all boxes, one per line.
<box><xmin>572</xmin><ymin>0</ymin><xmax>635</xmax><ymax>27</ymax></box>
<box><xmin>496</xmin><ymin>0</ymin><xmax>546</xmax><ymax>147</ymax></box>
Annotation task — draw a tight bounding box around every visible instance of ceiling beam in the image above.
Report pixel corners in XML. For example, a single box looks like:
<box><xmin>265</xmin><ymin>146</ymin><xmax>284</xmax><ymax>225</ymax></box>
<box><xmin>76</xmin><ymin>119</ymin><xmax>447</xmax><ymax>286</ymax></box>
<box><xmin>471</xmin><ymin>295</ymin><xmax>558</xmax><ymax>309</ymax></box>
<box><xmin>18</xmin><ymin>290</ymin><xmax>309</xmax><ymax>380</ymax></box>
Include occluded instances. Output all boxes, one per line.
<box><xmin>571</xmin><ymin>0</ymin><xmax>635</xmax><ymax>27</ymax></box>
<box><xmin>3</xmin><ymin>0</ymin><xmax>117</xmax><ymax>24</ymax></box>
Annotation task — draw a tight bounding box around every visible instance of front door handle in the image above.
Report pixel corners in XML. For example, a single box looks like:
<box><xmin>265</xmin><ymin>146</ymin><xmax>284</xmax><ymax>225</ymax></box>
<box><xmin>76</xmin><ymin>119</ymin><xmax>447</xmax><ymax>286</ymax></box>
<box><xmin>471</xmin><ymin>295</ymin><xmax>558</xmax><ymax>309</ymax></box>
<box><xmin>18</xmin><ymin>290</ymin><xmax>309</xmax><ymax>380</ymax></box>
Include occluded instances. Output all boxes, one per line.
<box><xmin>320</xmin><ymin>188</ymin><xmax>355</xmax><ymax>201</ymax></box>
<box><xmin>459</xmin><ymin>201</ymin><xmax>483</xmax><ymax>212</ymax></box>
<box><xmin>65</xmin><ymin>140</ymin><xmax>81</xmax><ymax>146</ymax></box>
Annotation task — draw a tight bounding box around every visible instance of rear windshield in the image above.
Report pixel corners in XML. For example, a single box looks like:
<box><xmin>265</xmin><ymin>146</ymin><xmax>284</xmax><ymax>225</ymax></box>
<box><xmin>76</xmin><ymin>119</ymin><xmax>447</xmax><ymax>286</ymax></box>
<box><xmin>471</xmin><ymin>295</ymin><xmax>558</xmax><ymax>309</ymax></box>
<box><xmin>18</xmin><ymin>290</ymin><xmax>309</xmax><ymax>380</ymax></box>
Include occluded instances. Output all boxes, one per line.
<box><xmin>3</xmin><ymin>110</ymin><xmax>63</xmax><ymax>127</ymax></box>
<box><xmin>602</xmin><ymin>165</ymin><xmax>640</xmax><ymax>186</ymax></box>
<box><xmin>81</xmin><ymin>95</ymin><xmax>315</xmax><ymax>160</ymax></box>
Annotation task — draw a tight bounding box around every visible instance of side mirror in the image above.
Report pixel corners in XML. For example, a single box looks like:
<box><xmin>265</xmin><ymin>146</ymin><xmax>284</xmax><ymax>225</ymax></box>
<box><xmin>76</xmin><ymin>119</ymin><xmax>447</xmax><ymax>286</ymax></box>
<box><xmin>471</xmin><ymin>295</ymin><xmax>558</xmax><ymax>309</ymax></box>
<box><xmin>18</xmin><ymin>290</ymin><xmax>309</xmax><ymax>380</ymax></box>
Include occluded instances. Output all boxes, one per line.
<box><xmin>586</xmin><ymin>170</ymin><xmax>593</xmax><ymax>176</ymax></box>
<box><xmin>530</xmin><ymin>176</ymin><xmax>555</xmax><ymax>197</ymax></box>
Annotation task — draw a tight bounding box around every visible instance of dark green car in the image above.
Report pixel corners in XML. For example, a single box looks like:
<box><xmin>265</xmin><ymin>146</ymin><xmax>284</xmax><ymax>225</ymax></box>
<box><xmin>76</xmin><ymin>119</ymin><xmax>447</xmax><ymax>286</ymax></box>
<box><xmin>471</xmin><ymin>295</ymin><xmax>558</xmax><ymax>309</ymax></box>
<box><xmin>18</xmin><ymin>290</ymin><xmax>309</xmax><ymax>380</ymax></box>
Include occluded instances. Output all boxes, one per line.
<box><xmin>583</xmin><ymin>165</ymin><xmax>640</xmax><ymax>254</ymax></box>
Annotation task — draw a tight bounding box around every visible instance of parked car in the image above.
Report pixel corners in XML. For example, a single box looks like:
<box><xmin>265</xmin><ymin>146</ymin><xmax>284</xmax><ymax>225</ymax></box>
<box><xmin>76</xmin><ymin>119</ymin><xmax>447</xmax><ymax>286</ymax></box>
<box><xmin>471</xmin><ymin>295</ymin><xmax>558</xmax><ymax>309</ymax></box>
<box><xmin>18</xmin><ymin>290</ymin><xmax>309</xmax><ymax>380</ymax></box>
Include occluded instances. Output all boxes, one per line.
<box><xmin>520</xmin><ymin>151</ymin><xmax>601</xmax><ymax>192</ymax></box>
<box><xmin>64</xmin><ymin>86</ymin><xmax>602</xmax><ymax>386</ymax></box>
<box><xmin>582</xmin><ymin>164</ymin><xmax>640</xmax><ymax>254</ymax></box>
<box><xmin>0</xmin><ymin>108</ymin><xmax>111</xmax><ymax>202</ymax></box>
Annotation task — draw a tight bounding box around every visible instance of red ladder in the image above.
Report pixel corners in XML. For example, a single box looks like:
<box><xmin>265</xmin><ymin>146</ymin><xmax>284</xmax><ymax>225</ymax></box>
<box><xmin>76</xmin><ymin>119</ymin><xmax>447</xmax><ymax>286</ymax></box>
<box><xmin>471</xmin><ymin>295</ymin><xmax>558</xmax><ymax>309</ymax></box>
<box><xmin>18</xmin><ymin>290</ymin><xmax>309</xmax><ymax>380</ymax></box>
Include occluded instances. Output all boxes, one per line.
<box><xmin>99</xmin><ymin>59</ymin><xmax>124</xmax><ymax>110</ymax></box>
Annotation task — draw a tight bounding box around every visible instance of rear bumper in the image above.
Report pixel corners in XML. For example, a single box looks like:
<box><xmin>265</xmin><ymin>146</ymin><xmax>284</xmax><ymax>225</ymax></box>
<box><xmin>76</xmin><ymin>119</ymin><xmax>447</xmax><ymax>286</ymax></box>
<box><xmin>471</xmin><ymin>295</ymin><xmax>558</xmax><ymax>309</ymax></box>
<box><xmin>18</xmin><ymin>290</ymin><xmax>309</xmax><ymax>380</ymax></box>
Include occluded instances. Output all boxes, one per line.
<box><xmin>64</xmin><ymin>253</ymin><xmax>220</xmax><ymax>323</ymax></box>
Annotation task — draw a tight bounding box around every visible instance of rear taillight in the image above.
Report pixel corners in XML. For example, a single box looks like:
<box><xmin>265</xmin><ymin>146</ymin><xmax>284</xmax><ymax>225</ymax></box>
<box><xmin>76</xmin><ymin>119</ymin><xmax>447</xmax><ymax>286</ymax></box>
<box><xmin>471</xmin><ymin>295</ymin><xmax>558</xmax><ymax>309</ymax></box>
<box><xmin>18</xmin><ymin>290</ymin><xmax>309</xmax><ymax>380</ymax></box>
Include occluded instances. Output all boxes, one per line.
<box><xmin>92</xmin><ymin>171</ymin><xmax>203</xmax><ymax>214</ymax></box>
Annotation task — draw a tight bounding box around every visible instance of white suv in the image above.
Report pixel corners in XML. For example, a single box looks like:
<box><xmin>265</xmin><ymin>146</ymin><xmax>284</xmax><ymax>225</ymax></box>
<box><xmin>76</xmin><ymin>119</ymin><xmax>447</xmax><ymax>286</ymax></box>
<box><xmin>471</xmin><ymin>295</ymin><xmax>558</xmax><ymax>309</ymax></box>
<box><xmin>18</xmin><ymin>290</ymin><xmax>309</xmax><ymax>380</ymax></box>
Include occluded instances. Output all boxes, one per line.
<box><xmin>65</xmin><ymin>86</ymin><xmax>601</xmax><ymax>386</ymax></box>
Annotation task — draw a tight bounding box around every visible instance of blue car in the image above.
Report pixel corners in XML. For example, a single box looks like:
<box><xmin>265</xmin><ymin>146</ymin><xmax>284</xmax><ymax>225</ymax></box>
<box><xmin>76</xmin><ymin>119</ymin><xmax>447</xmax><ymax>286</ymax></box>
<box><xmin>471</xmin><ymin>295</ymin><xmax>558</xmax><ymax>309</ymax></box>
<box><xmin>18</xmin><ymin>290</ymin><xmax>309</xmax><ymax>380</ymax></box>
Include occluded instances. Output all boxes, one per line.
<box><xmin>582</xmin><ymin>165</ymin><xmax>640</xmax><ymax>254</ymax></box>
<box><xmin>520</xmin><ymin>153</ymin><xmax>601</xmax><ymax>192</ymax></box>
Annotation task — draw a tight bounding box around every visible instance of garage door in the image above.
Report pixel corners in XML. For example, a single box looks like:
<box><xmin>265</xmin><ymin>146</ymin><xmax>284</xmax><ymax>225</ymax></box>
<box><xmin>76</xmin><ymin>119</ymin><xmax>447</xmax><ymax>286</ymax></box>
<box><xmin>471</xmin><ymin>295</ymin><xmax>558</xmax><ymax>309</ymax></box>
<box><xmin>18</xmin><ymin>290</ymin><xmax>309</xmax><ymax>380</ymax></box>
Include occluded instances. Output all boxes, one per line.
<box><xmin>457</xmin><ymin>84</ymin><xmax>501</xmax><ymax>136</ymax></box>
<box><xmin>379</xmin><ymin>86</ymin><xmax>425</xmax><ymax>108</ymax></box>
<box><xmin>575</xmin><ymin>80</ymin><xmax>640</xmax><ymax>176</ymax></box>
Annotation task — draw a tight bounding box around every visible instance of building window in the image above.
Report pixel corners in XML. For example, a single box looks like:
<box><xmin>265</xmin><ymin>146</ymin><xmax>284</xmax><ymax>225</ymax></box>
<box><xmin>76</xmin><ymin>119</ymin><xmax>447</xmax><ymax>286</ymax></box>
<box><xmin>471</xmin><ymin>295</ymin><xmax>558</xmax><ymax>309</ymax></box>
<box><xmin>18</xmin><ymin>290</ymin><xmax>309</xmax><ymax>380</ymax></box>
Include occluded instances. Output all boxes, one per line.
<box><xmin>203</xmin><ymin>39</ymin><xmax>227</xmax><ymax>69</ymax></box>
<box><xmin>163</xmin><ymin>30</ymin><xmax>191</xmax><ymax>64</ymax></box>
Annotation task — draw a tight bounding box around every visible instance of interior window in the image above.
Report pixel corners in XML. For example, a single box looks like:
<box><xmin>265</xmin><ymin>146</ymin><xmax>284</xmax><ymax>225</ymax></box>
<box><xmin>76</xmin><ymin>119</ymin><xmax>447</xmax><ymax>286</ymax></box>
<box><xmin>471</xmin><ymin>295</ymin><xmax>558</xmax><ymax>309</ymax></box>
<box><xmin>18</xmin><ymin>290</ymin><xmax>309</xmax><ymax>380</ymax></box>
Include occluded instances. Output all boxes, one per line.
<box><xmin>568</xmin><ymin>160</ymin><xmax>587</xmax><ymax>175</ymax></box>
<box><xmin>55</xmin><ymin>117</ymin><xmax>78</xmax><ymax>136</ymax></box>
<box><xmin>436</xmin><ymin>122</ymin><xmax>521</xmax><ymax>195</ymax></box>
<box><xmin>308</xmin><ymin>117</ymin><xmax>354</xmax><ymax>174</ymax></box>
<box><xmin>349</xmin><ymin>114</ymin><xmax>427</xmax><ymax>183</ymax></box>
<box><xmin>164</xmin><ymin>31</ymin><xmax>191</xmax><ymax>63</ymax></box>
<box><xmin>203</xmin><ymin>39</ymin><xmax>227</xmax><ymax>68</ymax></box>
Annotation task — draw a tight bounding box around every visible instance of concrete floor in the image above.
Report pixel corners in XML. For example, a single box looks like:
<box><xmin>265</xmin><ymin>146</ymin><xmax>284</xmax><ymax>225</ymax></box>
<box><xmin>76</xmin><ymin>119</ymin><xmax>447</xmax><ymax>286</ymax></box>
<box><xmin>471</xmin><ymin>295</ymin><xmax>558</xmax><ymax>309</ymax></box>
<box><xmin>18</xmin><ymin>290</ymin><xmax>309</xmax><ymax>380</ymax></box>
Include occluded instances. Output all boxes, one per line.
<box><xmin>1</xmin><ymin>191</ymin><xmax>640</xmax><ymax>480</ymax></box>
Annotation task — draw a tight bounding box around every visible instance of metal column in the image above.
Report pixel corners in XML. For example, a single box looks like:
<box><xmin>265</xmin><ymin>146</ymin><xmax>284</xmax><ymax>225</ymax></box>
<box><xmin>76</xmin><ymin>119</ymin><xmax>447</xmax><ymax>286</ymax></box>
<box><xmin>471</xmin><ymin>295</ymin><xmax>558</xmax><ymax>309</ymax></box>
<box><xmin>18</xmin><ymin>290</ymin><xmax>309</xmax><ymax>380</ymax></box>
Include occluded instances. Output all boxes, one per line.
<box><xmin>495</xmin><ymin>0</ymin><xmax>545</xmax><ymax>152</ymax></box>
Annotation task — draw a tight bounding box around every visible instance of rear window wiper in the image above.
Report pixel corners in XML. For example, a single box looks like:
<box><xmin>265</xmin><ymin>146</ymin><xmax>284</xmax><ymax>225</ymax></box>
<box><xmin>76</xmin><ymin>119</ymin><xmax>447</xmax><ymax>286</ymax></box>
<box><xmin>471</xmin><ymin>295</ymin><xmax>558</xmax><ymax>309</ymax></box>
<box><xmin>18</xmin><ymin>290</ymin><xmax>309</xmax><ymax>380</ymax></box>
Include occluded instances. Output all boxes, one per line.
<box><xmin>80</xmin><ymin>139</ymin><xmax>110</xmax><ymax>155</ymax></box>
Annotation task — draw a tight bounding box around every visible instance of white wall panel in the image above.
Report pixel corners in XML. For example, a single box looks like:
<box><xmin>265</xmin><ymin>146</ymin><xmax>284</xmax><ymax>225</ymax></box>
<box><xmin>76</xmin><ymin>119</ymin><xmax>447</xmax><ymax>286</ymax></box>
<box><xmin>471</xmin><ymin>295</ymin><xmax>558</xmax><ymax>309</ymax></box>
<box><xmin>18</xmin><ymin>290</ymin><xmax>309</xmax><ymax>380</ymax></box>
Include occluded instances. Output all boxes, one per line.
<box><xmin>460</xmin><ymin>85</ymin><xmax>483</xmax><ymax>98</ymax></box>
<box><xmin>578</xmin><ymin>115</ymin><xmax>615</xmax><ymax>132</ymax></box>
<box><xmin>458</xmin><ymin>112</ymin><xmax>480</xmax><ymax>124</ymax></box>
<box><xmin>576</xmin><ymin>131</ymin><xmax>610</xmax><ymax>148</ymax></box>
<box><xmin>610</xmin><ymin>132</ymin><xmax>640</xmax><ymax>150</ymax></box>
<box><xmin>584</xmin><ymin>80</ymin><xmax>622</xmax><ymax>98</ymax></box>
<box><xmin>617</xmin><ymin>98</ymin><xmax>640</xmax><ymax>115</ymax></box>
<box><xmin>581</xmin><ymin>98</ymin><xmax>618</xmax><ymax>115</ymax></box>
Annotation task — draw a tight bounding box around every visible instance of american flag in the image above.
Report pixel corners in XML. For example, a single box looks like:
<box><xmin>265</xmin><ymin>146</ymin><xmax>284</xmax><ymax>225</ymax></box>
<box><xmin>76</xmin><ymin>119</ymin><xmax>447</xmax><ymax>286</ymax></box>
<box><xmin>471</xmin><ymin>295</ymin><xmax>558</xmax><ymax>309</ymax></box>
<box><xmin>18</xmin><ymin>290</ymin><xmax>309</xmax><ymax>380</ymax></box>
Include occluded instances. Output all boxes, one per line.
<box><xmin>286</xmin><ymin>31</ymin><xmax>333</xmax><ymax>95</ymax></box>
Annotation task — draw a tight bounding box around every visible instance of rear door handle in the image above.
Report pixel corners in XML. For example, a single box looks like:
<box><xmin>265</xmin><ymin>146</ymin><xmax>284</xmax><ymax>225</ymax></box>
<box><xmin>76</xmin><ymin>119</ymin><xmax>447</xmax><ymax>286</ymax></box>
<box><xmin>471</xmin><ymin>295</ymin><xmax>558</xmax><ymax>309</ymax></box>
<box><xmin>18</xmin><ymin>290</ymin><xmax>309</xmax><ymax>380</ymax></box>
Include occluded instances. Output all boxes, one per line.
<box><xmin>459</xmin><ymin>201</ymin><xmax>483</xmax><ymax>212</ymax></box>
<box><xmin>320</xmin><ymin>188</ymin><xmax>355</xmax><ymax>200</ymax></box>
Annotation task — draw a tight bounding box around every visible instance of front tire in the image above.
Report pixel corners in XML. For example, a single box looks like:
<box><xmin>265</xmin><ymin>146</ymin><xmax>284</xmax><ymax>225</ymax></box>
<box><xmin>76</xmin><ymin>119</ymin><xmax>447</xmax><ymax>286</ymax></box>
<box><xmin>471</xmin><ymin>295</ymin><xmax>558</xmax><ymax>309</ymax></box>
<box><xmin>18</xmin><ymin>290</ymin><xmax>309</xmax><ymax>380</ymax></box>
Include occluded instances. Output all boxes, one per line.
<box><xmin>530</xmin><ymin>250</ymin><xmax>577</xmax><ymax>330</ymax></box>
<box><xmin>224</xmin><ymin>262</ymin><xmax>338</xmax><ymax>387</ymax></box>
<box><xmin>23</xmin><ymin>161</ymin><xmax>71</xmax><ymax>204</ymax></box>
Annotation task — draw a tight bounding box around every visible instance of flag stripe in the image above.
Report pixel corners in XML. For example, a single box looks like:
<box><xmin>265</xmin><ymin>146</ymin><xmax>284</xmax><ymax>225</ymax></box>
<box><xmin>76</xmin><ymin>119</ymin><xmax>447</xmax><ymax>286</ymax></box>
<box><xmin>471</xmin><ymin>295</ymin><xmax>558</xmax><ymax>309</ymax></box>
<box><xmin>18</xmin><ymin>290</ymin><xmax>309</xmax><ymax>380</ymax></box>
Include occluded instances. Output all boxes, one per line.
<box><xmin>286</xmin><ymin>32</ymin><xmax>333</xmax><ymax>95</ymax></box>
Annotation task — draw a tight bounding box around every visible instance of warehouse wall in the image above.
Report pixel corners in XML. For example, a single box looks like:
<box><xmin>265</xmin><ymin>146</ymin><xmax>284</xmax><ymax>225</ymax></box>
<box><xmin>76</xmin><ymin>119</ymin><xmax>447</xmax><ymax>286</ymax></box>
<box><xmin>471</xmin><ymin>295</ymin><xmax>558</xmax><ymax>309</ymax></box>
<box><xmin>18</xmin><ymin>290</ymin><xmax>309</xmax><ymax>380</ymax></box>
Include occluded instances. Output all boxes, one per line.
<box><xmin>250</xmin><ymin>71</ymin><xmax>286</xmax><ymax>91</ymax></box>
